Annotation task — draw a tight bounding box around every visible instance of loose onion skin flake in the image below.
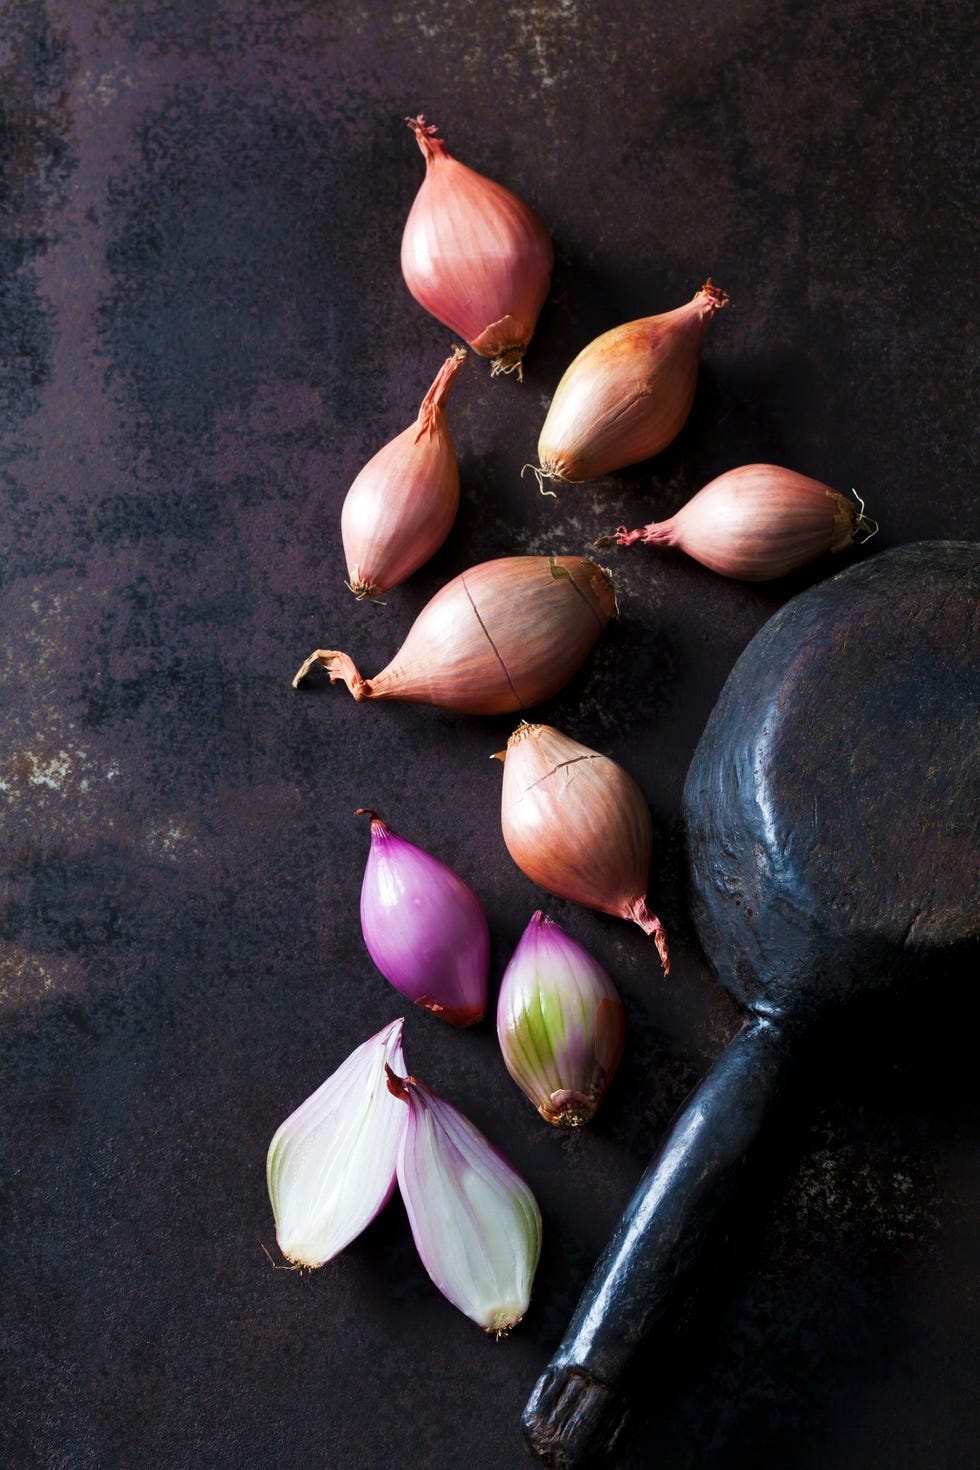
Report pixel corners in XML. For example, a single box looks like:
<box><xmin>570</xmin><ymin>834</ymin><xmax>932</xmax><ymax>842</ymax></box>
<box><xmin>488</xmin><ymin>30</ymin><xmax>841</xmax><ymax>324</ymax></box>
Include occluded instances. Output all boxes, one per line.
<box><xmin>606</xmin><ymin>464</ymin><xmax>877</xmax><ymax>581</ymax></box>
<box><xmin>532</xmin><ymin>281</ymin><xmax>730</xmax><ymax>487</ymax></box>
<box><xmin>292</xmin><ymin>555</ymin><xmax>617</xmax><ymax>716</ymax></box>
<box><xmin>401</xmin><ymin>115</ymin><xmax>553</xmax><ymax>379</ymax></box>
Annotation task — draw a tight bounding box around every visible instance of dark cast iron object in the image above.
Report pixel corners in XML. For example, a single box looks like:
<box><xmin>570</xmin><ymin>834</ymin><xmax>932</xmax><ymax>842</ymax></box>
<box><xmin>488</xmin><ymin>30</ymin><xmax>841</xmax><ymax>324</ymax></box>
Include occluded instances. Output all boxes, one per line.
<box><xmin>523</xmin><ymin>541</ymin><xmax>980</xmax><ymax>1466</ymax></box>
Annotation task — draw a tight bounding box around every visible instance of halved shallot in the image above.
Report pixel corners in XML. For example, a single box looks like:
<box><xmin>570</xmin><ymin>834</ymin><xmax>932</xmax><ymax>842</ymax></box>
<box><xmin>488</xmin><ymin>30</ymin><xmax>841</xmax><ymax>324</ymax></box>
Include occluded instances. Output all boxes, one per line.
<box><xmin>496</xmin><ymin>722</ymin><xmax>669</xmax><ymax>970</ymax></box>
<box><xmin>605</xmin><ymin>464</ymin><xmax>877</xmax><ymax>580</ymax></box>
<box><xmin>292</xmin><ymin>555</ymin><xmax>616</xmax><ymax>716</ymax></box>
<box><xmin>386</xmin><ymin>1066</ymin><xmax>542</xmax><ymax>1333</ymax></box>
<box><xmin>531</xmin><ymin>280</ymin><xmax>730</xmax><ymax>487</ymax></box>
<box><xmin>341</xmin><ymin>347</ymin><xmax>466</xmax><ymax>599</ymax></box>
<box><xmin>401</xmin><ymin>115</ymin><xmax>553</xmax><ymax>378</ymax></box>
<box><xmin>266</xmin><ymin>1018</ymin><xmax>407</xmax><ymax>1268</ymax></box>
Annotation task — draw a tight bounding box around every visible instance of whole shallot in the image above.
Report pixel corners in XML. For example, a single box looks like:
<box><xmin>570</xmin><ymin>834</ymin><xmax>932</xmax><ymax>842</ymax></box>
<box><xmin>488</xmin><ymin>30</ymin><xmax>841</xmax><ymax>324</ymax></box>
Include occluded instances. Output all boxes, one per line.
<box><xmin>341</xmin><ymin>347</ymin><xmax>466</xmax><ymax>599</ymax></box>
<box><xmin>497</xmin><ymin>911</ymin><xmax>626</xmax><ymax>1127</ymax></box>
<box><xmin>531</xmin><ymin>281</ymin><xmax>730</xmax><ymax>487</ymax></box>
<box><xmin>496</xmin><ymin>722</ymin><xmax>669</xmax><ymax>970</ymax></box>
<box><xmin>605</xmin><ymin>464</ymin><xmax>877</xmax><ymax>580</ymax></box>
<box><xmin>401</xmin><ymin>115</ymin><xmax>553</xmax><ymax>378</ymax></box>
<box><xmin>292</xmin><ymin>555</ymin><xmax>616</xmax><ymax>716</ymax></box>
<box><xmin>266</xmin><ymin>1018</ymin><xmax>407</xmax><ymax>1268</ymax></box>
<box><xmin>357</xmin><ymin>808</ymin><xmax>489</xmax><ymax>1026</ymax></box>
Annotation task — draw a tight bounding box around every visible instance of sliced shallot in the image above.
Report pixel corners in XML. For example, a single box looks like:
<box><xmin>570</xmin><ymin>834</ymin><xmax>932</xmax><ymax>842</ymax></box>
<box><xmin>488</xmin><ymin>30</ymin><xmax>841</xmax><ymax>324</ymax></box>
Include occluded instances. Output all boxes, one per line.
<box><xmin>266</xmin><ymin>1018</ymin><xmax>406</xmax><ymax>1268</ymax></box>
<box><xmin>387</xmin><ymin>1066</ymin><xmax>543</xmax><ymax>1333</ymax></box>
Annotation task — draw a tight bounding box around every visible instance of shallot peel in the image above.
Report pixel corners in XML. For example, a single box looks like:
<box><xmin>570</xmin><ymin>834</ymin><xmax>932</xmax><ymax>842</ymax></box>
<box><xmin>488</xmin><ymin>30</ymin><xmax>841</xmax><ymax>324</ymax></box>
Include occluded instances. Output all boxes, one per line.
<box><xmin>341</xmin><ymin>347</ymin><xmax>466</xmax><ymax>599</ymax></box>
<box><xmin>356</xmin><ymin>808</ymin><xmax>489</xmax><ymax>1026</ymax></box>
<box><xmin>266</xmin><ymin>1018</ymin><xmax>406</xmax><ymax>1268</ymax></box>
<box><xmin>292</xmin><ymin>555</ymin><xmax>616</xmax><ymax>715</ymax></box>
<box><xmin>607</xmin><ymin>464</ymin><xmax>877</xmax><ymax>581</ymax></box>
<box><xmin>497</xmin><ymin>912</ymin><xmax>626</xmax><ymax>1127</ymax></box>
<box><xmin>496</xmin><ymin>722</ymin><xmax>669</xmax><ymax>971</ymax></box>
<box><xmin>531</xmin><ymin>280</ymin><xmax>730</xmax><ymax>487</ymax></box>
<box><xmin>386</xmin><ymin>1066</ymin><xmax>542</xmax><ymax>1333</ymax></box>
<box><xmin>401</xmin><ymin>115</ymin><xmax>553</xmax><ymax>379</ymax></box>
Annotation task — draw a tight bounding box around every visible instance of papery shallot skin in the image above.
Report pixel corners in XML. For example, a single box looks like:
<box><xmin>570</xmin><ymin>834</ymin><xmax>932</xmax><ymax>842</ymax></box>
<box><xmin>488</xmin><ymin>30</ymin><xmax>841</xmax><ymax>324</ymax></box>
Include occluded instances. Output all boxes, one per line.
<box><xmin>341</xmin><ymin>347</ymin><xmax>466</xmax><ymax>599</ymax></box>
<box><xmin>613</xmin><ymin>464</ymin><xmax>873</xmax><ymax>580</ymax></box>
<box><xmin>498</xmin><ymin>722</ymin><xmax>669</xmax><ymax>970</ymax></box>
<box><xmin>534</xmin><ymin>281</ymin><xmax>730</xmax><ymax>484</ymax></box>
<box><xmin>387</xmin><ymin>1069</ymin><xmax>543</xmax><ymax>1333</ymax></box>
<box><xmin>401</xmin><ymin>115</ymin><xmax>553</xmax><ymax>377</ymax></box>
<box><xmin>357</xmin><ymin>809</ymin><xmax>489</xmax><ymax>1026</ymax></box>
<box><xmin>497</xmin><ymin>911</ymin><xmax>626</xmax><ymax>1127</ymax></box>
<box><xmin>266</xmin><ymin>1019</ymin><xmax>407</xmax><ymax>1268</ymax></box>
<box><xmin>292</xmin><ymin>555</ymin><xmax>617</xmax><ymax>715</ymax></box>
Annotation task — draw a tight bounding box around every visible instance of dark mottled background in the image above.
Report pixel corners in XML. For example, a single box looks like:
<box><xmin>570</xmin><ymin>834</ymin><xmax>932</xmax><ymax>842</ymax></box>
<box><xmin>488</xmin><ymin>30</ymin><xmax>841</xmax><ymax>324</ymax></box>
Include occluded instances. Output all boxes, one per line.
<box><xmin>1</xmin><ymin>2</ymin><xmax>977</xmax><ymax>1467</ymax></box>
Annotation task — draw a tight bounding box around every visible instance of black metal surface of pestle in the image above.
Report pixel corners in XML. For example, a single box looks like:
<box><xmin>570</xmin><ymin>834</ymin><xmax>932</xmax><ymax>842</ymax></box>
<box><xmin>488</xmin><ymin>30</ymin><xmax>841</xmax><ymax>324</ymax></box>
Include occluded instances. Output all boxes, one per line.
<box><xmin>523</xmin><ymin>543</ymin><xmax>980</xmax><ymax>1467</ymax></box>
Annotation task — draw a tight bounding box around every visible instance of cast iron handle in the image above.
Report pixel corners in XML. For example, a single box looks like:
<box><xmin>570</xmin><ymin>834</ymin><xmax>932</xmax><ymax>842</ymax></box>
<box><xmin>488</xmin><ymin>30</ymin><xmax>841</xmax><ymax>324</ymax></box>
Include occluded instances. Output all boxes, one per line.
<box><xmin>523</xmin><ymin>1015</ymin><xmax>789</xmax><ymax>1467</ymax></box>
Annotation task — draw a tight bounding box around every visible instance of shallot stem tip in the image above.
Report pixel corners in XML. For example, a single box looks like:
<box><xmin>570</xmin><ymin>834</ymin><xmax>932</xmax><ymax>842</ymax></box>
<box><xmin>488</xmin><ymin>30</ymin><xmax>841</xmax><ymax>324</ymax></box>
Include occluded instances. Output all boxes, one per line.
<box><xmin>850</xmin><ymin>488</ymin><xmax>879</xmax><ymax>544</ymax></box>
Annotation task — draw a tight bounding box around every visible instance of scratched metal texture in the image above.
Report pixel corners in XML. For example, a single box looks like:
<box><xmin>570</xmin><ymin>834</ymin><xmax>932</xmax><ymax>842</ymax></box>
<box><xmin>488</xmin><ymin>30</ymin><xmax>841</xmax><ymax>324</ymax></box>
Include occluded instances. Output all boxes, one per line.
<box><xmin>1</xmin><ymin>2</ymin><xmax>977</xmax><ymax>1468</ymax></box>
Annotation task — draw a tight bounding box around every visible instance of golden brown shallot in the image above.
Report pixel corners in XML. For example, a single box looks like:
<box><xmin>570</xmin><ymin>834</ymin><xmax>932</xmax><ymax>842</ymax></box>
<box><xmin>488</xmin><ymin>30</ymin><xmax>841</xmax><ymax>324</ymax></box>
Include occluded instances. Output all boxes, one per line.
<box><xmin>531</xmin><ymin>281</ymin><xmax>730</xmax><ymax>487</ymax></box>
<box><xmin>496</xmin><ymin>722</ymin><xmax>669</xmax><ymax>970</ymax></box>
<box><xmin>292</xmin><ymin>556</ymin><xmax>616</xmax><ymax>715</ymax></box>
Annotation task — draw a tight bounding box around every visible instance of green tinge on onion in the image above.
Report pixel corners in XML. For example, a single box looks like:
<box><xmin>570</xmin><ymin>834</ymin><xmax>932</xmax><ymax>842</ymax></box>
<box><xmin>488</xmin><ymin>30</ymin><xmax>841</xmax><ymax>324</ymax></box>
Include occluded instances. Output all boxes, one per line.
<box><xmin>496</xmin><ymin>911</ymin><xmax>626</xmax><ymax>1127</ymax></box>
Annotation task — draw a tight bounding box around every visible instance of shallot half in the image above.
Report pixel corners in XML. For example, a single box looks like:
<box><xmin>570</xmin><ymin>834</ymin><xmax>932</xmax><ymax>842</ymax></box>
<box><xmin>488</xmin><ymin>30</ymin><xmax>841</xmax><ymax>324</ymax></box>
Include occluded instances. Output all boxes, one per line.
<box><xmin>266</xmin><ymin>1018</ymin><xmax>406</xmax><ymax>1268</ymax></box>
<box><xmin>341</xmin><ymin>347</ymin><xmax>466</xmax><ymax>599</ymax></box>
<box><xmin>496</xmin><ymin>722</ymin><xmax>669</xmax><ymax>970</ymax></box>
<box><xmin>401</xmin><ymin>115</ymin><xmax>553</xmax><ymax>378</ymax></box>
<box><xmin>605</xmin><ymin>464</ymin><xmax>877</xmax><ymax>580</ymax></box>
<box><xmin>531</xmin><ymin>280</ymin><xmax>730</xmax><ymax>487</ymax></box>
<box><xmin>357</xmin><ymin>808</ymin><xmax>489</xmax><ymax>1026</ymax></box>
<box><xmin>292</xmin><ymin>555</ymin><xmax>616</xmax><ymax>716</ymax></box>
<box><xmin>497</xmin><ymin>911</ymin><xmax>626</xmax><ymax>1127</ymax></box>
<box><xmin>387</xmin><ymin>1066</ymin><xmax>542</xmax><ymax>1333</ymax></box>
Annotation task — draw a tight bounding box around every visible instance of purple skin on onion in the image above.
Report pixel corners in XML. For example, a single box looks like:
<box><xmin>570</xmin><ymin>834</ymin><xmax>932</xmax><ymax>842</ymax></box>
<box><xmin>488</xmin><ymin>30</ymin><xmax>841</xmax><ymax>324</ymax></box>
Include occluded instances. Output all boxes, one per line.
<box><xmin>496</xmin><ymin>911</ymin><xmax>626</xmax><ymax>1127</ymax></box>
<box><xmin>357</xmin><ymin>809</ymin><xmax>489</xmax><ymax>1026</ymax></box>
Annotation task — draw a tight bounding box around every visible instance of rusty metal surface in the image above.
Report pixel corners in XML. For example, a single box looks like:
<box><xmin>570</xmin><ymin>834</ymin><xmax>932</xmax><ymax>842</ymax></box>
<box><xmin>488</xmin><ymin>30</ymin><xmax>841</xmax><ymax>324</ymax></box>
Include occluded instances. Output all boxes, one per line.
<box><xmin>1</xmin><ymin>3</ymin><xmax>977</xmax><ymax>1468</ymax></box>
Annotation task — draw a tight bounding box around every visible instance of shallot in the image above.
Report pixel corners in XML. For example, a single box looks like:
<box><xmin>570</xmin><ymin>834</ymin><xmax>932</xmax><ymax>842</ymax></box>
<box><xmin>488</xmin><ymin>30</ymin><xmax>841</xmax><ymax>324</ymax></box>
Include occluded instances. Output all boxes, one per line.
<box><xmin>357</xmin><ymin>808</ymin><xmax>488</xmax><ymax>1026</ymax></box>
<box><xmin>531</xmin><ymin>280</ymin><xmax>730</xmax><ymax>487</ymax></box>
<box><xmin>341</xmin><ymin>347</ymin><xmax>466</xmax><ymax>599</ymax></box>
<box><xmin>497</xmin><ymin>911</ymin><xmax>626</xmax><ymax>1127</ymax></box>
<box><xmin>266</xmin><ymin>1018</ymin><xmax>406</xmax><ymax>1268</ymax></box>
<box><xmin>401</xmin><ymin>115</ymin><xmax>553</xmax><ymax>378</ymax></box>
<box><xmin>292</xmin><ymin>555</ymin><xmax>616</xmax><ymax>716</ymax></box>
<box><xmin>605</xmin><ymin>464</ymin><xmax>877</xmax><ymax>580</ymax></box>
<box><xmin>386</xmin><ymin>1066</ymin><xmax>542</xmax><ymax>1333</ymax></box>
<box><xmin>496</xmin><ymin>722</ymin><xmax>669</xmax><ymax>970</ymax></box>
